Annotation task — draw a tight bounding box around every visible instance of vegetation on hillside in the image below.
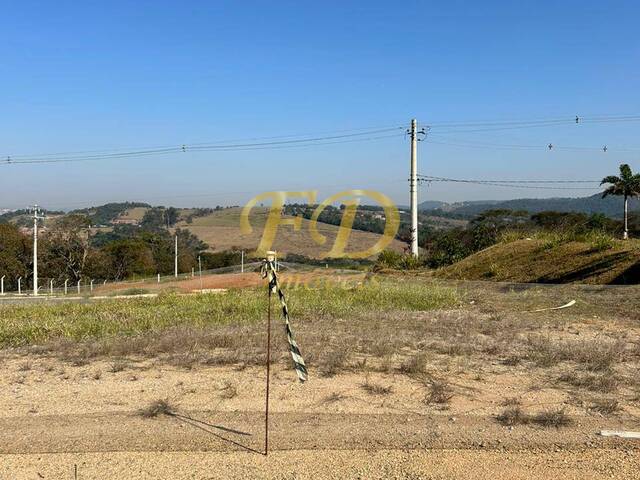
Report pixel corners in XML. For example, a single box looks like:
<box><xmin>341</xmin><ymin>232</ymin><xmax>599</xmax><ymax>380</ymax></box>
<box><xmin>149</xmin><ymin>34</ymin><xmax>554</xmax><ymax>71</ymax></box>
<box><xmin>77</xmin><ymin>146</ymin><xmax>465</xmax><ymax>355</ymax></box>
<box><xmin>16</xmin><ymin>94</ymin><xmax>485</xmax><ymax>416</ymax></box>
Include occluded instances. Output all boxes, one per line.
<box><xmin>376</xmin><ymin>207</ymin><xmax>640</xmax><ymax>284</ymax></box>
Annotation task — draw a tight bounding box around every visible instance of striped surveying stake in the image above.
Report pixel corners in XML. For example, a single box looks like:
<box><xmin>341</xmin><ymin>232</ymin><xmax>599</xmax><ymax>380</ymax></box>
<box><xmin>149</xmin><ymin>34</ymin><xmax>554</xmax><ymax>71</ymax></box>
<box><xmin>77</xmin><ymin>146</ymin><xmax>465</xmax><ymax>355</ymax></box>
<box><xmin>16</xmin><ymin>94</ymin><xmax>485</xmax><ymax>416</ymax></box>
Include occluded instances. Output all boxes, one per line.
<box><xmin>260</xmin><ymin>255</ymin><xmax>308</xmax><ymax>382</ymax></box>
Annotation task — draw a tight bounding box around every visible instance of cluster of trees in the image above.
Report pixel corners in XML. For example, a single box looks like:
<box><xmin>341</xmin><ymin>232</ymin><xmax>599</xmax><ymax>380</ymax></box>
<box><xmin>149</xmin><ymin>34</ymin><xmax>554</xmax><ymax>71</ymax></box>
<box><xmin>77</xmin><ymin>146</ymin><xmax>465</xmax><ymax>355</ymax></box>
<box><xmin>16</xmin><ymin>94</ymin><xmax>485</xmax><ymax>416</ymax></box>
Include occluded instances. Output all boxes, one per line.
<box><xmin>282</xmin><ymin>203</ymin><xmax>388</xmax><ymax>235</ymax></box>
<box><xmin>379</xmin><ymin>208</ymin><xmax>636</xmax><ymax>271</ymax></box>
<box><xmin>413</xmin><ymin>209</ymin><xmax>634</xmax><ymax>268</ymax></box>
<box><xmin>0</xmin><ymin>215</ymin><xmax>209</xmax><ymax>291</ymax></box>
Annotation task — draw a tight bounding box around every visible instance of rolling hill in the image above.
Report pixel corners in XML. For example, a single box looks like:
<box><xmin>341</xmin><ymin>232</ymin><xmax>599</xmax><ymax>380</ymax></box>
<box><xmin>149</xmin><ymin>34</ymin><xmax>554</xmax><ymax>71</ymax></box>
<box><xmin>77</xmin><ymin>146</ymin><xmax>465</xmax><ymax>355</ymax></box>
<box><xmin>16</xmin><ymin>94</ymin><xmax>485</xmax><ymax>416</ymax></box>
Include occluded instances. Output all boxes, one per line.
<box><xmin>420</xmin><ymin>193</ymin><xmax>640</xmax><ymax>218</ymax></box>
<box><xmin>176</xmin><ymin>207</ymin><xmax>406</xmax><ymax>258</ymax></box>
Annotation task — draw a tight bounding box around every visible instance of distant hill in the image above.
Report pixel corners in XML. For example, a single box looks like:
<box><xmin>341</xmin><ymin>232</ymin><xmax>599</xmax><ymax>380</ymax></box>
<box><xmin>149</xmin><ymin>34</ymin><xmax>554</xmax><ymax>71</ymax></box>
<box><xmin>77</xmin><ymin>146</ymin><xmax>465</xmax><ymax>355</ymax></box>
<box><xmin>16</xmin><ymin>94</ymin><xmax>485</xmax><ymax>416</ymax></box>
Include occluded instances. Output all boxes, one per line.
<box><xmin>177</xmin><ymin>207</ymin><xmax>406</xmax><ymax>258</ymax></box>
<box><xmin>70</xmin><ymin>202</ymin><xmax>151</xmax><ymax>226</ymax></box>
<box><xmin>420</xmin><ymin>194</ymin><xmax>640</xmax><ymax>218</ymax></box>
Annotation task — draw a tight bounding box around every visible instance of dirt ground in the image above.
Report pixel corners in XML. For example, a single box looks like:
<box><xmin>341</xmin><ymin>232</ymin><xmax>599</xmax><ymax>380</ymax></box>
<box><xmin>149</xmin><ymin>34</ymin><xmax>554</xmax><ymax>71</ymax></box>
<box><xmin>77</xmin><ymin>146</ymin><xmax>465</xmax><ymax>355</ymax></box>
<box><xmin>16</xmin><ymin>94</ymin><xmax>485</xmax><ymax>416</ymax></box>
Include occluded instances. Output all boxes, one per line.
<box><xmin>1</xmin><ymin>278</ymin><xmax>639</xmax><ymax>479</ymax></box>
<box><xmin>0</xmin><ymin>357</ymin><xmax>638</xmax><ymax>479</ymax></box>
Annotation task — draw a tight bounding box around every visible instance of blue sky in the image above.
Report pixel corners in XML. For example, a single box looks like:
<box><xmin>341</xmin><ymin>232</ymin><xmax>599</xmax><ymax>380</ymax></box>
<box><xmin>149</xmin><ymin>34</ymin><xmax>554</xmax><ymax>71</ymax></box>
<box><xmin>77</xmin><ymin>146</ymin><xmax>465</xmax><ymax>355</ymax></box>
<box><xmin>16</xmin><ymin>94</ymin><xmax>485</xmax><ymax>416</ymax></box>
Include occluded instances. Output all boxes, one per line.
<box><xmin>1</xmin><ymin>1</ymin><xmax>639</xmax><ymax>210</ymax></box>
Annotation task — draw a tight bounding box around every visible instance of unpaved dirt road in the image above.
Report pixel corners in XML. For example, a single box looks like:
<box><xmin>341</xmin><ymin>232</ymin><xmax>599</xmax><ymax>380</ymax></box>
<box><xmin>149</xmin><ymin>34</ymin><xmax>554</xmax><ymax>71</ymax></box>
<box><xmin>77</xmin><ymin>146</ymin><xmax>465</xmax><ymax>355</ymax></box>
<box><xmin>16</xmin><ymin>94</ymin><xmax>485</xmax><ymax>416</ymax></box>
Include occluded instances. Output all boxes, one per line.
<box><xmin>3</xmin><ymin>449</ymin><xmax>639</xmax><ymax>480</ymax></box>
<box><xmin>0</xmin><ymin>357</ymin><xmax>638</xmax><ymax>479</ymax></box>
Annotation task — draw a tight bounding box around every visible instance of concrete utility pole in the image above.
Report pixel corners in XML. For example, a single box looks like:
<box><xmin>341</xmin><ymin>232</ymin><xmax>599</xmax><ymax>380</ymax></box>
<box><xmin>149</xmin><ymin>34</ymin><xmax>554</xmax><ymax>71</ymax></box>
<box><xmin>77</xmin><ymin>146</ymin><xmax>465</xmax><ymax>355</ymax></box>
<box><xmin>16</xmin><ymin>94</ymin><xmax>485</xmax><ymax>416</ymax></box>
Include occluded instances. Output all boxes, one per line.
<box><xmin>409</xmin><ymin>119</ymin><xmax>420</xmax><ymax>257</ymax></box>
<box><xmin>174</xmin><ymin>234</ymin><xmax>178</xmax><ymax>278</ymax></box>
<box><xmin>31</xmin><ymin>205</ymin><xmax>45</xmax><ymax>296</ymax></box>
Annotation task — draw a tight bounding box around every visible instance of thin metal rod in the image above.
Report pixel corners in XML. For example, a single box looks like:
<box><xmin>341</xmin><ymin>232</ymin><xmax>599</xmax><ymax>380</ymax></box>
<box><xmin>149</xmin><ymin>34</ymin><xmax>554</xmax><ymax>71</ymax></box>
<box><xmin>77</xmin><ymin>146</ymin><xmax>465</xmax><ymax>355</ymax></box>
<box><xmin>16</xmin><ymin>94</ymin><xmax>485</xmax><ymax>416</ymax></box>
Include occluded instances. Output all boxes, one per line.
<box><xmin>264</xmin><ymin>285</ymin><xmax>272</xmax><ymax>456</ymax></box>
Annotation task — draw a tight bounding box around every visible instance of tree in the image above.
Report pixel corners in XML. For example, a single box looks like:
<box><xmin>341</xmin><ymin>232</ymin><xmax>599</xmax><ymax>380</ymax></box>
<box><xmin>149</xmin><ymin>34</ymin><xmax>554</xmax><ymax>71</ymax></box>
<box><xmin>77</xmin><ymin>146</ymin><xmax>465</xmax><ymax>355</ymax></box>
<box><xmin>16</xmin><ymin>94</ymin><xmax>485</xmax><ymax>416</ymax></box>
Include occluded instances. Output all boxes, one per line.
<box><xmin>0</xmin><ymin>224</ymin><xmax>31</xmax><ymax>290</ymax></box>
<box><xmin>40</xmin><ymin>214</ymin><xmax>92</xmax><ymax>282</ymax></box>
<box><xmin>601</xmin><ymin>164</ymin><xmax>640</xmax><ymax>239</ymax></box>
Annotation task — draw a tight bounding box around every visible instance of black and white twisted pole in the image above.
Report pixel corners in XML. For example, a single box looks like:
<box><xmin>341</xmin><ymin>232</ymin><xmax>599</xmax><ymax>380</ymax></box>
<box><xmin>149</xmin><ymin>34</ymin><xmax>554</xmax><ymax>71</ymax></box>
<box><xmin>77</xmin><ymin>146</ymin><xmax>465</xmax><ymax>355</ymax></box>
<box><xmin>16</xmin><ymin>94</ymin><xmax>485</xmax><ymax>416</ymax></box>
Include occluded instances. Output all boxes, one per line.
<box><xmin>260</xmin><ymin>257</ymin><xmax>308</xmax><ymax>382</ymax></box>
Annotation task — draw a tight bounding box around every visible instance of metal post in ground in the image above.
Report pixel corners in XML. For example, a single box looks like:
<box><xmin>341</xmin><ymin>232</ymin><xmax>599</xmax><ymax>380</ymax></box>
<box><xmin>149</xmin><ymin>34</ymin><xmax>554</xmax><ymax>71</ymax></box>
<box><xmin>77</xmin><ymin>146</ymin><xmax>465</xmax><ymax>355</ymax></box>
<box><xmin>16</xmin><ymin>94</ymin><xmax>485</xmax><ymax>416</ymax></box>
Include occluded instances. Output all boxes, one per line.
<box><xmin>0</xmin><ymin>275</ymin><xmax>4</xmax><ymax>295</ymax></box>
<box><xmin>174</xmin><ymin>235</ymin><xmax>178</xmax><ymax>278</ymax></box>
<box><xmin>77</xmin><ymin>280</ymin><xmax>81</xmax><ymax>294</ymax></box>
<box><xmin>264</xmin><ymin>250</ymin><xmax>276</xmax><ymax>456</ymax></box>
<box><xmin>90</xmin><ymin>279</ymin><xmax>94</xmax><ymax>292</ymax></box>
<box><xmin>241</xmin><ymin>250</ymin><xmax>244</xmax><ymax>273</ymax></box>
<box><xmin>50</xmin><ymin>279</ymin><xmax>53</xmax><ymax>295</ymax></box>
<box><xmin>18</xmin><ymin>277</ymin><xmax>22</xmax><ymax>295</ymax></box>
<box><xmin>157</xmin><ymin>273</ymin><xmax>160</xmax><ymax>284</ymax></box>
<box><xmin>198</xmin><ymin>255</ymin><xmax>203</xmax><ymax>293</ymax></box>
<box><xmin>64</xmin><ymin>279</ymin><xmax>68</xmax><ymax>295</ymax></box>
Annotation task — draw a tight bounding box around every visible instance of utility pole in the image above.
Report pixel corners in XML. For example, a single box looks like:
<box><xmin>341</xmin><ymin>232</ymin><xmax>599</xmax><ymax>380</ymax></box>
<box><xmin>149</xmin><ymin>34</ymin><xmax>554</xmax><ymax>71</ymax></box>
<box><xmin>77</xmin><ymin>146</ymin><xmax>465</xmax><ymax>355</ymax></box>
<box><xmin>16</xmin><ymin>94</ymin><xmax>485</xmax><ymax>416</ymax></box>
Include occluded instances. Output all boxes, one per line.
<box><xmin>174</xmin><ymin>234</ymin><xmax>178</xmax><ymax>278</ymax></box>
<box><xmin>31</xmin><ymin>205</ymin><xmax>45</xmax><ymax>296</ymax></box>
<box><xmin>408</xmin><ymin>119</ymin><xmax>425</xmax><ymax>257</ymax></box>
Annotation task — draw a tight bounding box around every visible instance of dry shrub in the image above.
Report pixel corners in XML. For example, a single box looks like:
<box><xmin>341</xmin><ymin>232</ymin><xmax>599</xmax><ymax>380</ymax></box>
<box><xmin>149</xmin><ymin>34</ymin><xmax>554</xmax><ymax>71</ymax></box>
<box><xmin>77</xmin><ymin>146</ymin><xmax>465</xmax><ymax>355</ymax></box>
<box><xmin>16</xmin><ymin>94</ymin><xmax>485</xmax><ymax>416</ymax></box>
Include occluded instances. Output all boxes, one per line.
<box><xmin>323</xmin><ymin>392</ymin><xmax>347</xmax><ymax>403</ymax></box>
<box><xmin>590</xmin><ymin>398</ymin><xmax>621</xmax><ymax>415</ymax></box>
<box><xmin>219</xmin><ymin>381</ymin><xmax>237</xmax><ymax>399</ymax></box>
<box><xmin>496</xmin><ymin>406</ymin><xmax>529</xmax><ymax>426</ymax></box>
<box><xmin>558</xmin><ymin>371</ymin><xmax>618</xmax><ymax>393</ymax></box>
<box><xmin>501</xmin><ymin>397</ymin><xmax>521</xmax><ymax>406</ymax></box>
<box><xmin>109</xmin><ymin>359</ymin><xmax>129</xmax><ymax>373</ymax></box>
<box><xmin>399</xmin><ymin>352</ymin><xmax>429</xmax><ymax>376</ymax></box>
<box><xmin>138</xmin><ymin>399</ymin><xmax>175</xmax><ymax>418</ymax></box>
<box><xmin>496</xmin><ymin>407</ymin><xmax>572</xmax><ymax>428</ymax></box>
<box><xmin>528</xmin><ymin>336</ymin><xmax>624</xmax><ymax>370</ymax></box>
<box><xmin>424</xmin><ymin>380</ymin><xmax>453</xmax><ymax>405</ymax></box>
<box><xmin>502</xmin><ymin>354</ymin><xmax>522</xmax><ymax>366</ymax></box>
<box><xmin>531</xmin><ymin>409</ymin><xmax>572</xmax><ymax>428</ymax></box>
<box><xmin>18</xmin><ymin>362</ymin><xmax>32</xmax><ymax>372</ymax></box>
<box><xmin>317</xmin><ymin>346</ymin><xmax>350</xmax><ymax>377</ymax></box>
<box><xmin>360</xmin><ymin>378</ymin><xmax>393</xmax><ymax>395</ymax></box>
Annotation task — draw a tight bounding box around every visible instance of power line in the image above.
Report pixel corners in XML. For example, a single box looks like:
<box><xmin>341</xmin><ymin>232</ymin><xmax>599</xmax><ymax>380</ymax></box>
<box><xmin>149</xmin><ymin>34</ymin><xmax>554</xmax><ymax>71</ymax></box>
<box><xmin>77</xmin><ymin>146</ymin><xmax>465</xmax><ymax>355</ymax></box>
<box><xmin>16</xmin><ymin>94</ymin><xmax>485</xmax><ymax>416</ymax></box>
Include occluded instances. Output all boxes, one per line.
<box><xmin>1</xmin><ymin>130</ymin><xmax>405</xmax><ymax>166</ymax></box>
<box><xmin>425</xmin><ymin>135</ymin><xmax>638</xmax><ymax>153</ymax></box>
<box><xmin>417</xmin><ymin>175</ymin><xmax>603</xmax><ymax>190</ymax></box>
<box><xmin>3</xmin><ymin>113</ymin><xmax>640</xmax><ymax>166</ymax></box>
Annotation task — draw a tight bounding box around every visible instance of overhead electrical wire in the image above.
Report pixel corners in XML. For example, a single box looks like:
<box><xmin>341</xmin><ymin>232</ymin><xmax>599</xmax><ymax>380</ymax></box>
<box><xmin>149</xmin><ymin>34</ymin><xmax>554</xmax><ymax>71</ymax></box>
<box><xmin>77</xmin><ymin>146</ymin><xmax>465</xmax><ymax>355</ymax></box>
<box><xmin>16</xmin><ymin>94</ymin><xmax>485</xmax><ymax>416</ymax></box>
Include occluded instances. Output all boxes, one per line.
<box><xmin>2</xmin><ymin>114</ymin><xmax>640</xmax><ymax>166</ymax></box>
<box><xmin>417</xmin><ymin>175</ymin><xmax>604</xmax><ymax>190</ymax></box>
<box><xmin>1</xmin><ymin>128</ymin><xmax>405</xmax><ymax>165</ymax></box>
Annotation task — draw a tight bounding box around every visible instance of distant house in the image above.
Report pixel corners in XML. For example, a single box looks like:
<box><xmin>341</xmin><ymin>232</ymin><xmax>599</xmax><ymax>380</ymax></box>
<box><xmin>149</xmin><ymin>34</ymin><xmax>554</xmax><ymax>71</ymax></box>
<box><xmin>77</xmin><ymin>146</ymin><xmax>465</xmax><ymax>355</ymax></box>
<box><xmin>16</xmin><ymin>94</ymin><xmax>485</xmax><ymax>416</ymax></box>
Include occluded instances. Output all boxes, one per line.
<box><xmin>112</xmin><ymin>218</ymin><xmax>139</xmax><ymax>226</ymax></box>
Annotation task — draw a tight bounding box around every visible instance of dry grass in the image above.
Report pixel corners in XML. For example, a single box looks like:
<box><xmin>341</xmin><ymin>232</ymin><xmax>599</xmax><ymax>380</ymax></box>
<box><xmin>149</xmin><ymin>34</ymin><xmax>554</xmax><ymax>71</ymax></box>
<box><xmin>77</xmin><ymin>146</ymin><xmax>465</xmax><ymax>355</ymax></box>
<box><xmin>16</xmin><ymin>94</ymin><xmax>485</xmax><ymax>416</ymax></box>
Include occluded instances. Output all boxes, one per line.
<box><xmin>501</xmin><ymin>397</ymin><xmax>522</xmax><ymax>407</ymax></box>
<box><xmin>219</xmin><ymin>381</ymin><xmax>238</xmax><ymax>399</ymax></box>
<box><xmin>589</xmin><ymin>398</ymin><xmax>621</xmax><ymax>415</ymax></box>
<box><xmin>138</xmin><ymin>399</ymin><xmax>175</xmax><ymax>418</ymax></box>
<box><xmin>496</xmin><ymin>406</ymin><xmax>529</xmax><ymax>426</ymax></box>
<box><xmin>496</xmin><ymin>407</ymin><xmax>572</xmax><ymax>428</ymax></box>
<box><xmin>527</xmin><ymin>336</ymin><xmax>625</xmax><ymax>370</ymax></box>
<box><xmin>109</xmin><ymin>360</ymin><xmax>129</xmax><ymax>373</ymax></box>
<box><xmin>360</xmin><ymin>378</ymin><xmax>393</xmax><ymax>395</ymax></box>
<box><xmin>399</xmin><ymin>352</ymin><xmax>429</xmax><ymax>376</ymax></box>
<box><xmin>531</xmin><ymin>409</ymin><xmax>572</xmax><ymax>428</ymax></box>
<box><xmin>318</xmin><ymin>346</ymin><xmax>350</xmax><ymax>378</ymax></box>
<box><xmin>323</xmin><ymin>392</ymin><xmax>348</xmax><ymax>403</ymax></box>
<box><xmin>424</xmin><ymin>380</ymin><xmax>454</xmax><ymax>405</ymax></box>
<box><xmin>558</xmin><ymin>371</ymin><xmax>619</xmax><ymax>393</ymax></box>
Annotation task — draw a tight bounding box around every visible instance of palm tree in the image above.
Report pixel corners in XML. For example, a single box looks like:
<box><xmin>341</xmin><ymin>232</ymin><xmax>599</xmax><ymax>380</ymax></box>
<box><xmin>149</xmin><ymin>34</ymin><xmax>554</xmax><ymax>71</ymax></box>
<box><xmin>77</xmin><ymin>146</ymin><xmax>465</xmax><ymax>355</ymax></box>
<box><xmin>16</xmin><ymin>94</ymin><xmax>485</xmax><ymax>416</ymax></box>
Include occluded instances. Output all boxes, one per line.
<box><xmin>601</xmin><ymin>164</ymin><xmax>640</xmax><ymax>239</ymax></box>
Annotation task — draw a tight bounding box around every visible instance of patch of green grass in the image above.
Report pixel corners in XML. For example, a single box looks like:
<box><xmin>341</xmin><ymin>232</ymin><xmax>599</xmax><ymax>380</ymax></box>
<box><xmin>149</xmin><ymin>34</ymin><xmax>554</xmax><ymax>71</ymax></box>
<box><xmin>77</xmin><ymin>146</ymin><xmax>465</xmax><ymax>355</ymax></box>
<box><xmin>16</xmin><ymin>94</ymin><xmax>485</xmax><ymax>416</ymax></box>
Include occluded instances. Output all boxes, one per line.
<box><xmin>0</xmin><ymin>281</ymin><xmax>457</xmax><ymax>349</ymax></box>
<box><xmin>111</xmin><ymin>288</ymin><xmax>150</xmax><ymax>296</ymax></box>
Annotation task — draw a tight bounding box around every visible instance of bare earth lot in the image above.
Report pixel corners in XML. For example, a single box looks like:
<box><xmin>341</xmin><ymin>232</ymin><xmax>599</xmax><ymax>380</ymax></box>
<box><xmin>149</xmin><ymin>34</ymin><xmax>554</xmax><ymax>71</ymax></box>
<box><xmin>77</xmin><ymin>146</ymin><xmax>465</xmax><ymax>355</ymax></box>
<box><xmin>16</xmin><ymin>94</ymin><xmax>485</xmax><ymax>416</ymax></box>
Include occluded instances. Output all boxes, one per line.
<box><xmin>0</xmin><ymin>276</ymin><xmax>639</xmax><ymax>479</ymax></box>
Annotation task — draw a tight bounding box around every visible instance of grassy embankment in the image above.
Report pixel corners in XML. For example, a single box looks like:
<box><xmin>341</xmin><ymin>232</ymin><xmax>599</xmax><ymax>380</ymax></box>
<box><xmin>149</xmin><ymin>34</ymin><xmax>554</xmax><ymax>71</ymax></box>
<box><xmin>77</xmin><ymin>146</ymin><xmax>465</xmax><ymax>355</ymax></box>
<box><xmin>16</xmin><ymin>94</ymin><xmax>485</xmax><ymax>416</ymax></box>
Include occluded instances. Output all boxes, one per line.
<box><xmin>438</xmin><ymin>232</ymin><xmax>640</xmax><ymax>284</ymax></box>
